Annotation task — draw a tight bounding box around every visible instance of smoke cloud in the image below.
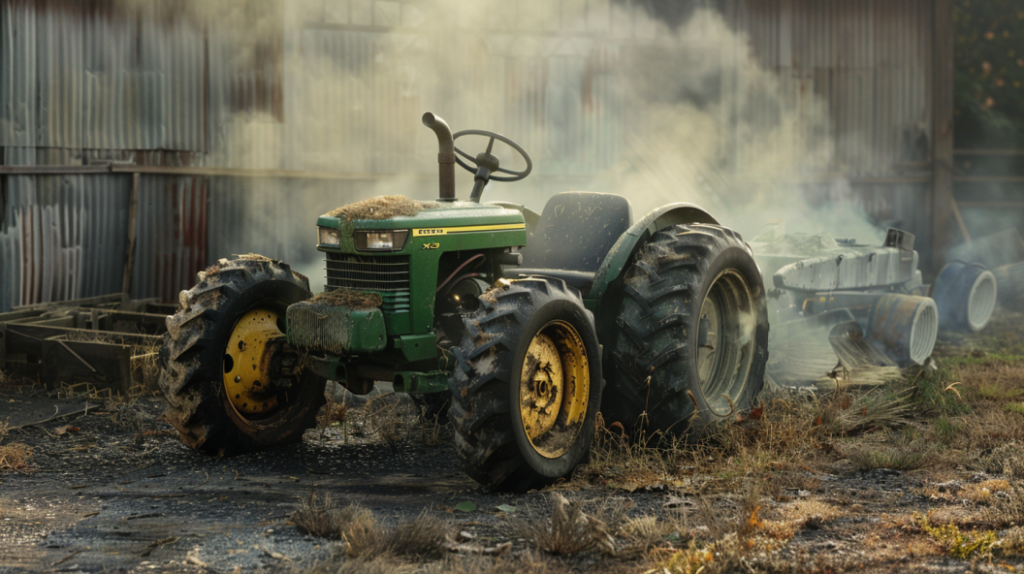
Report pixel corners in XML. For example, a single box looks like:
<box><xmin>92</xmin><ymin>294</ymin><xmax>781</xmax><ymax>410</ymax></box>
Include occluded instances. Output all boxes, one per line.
<box><xmin>136</xmin><ymin>0</ymin><xmax>896</xmax><ymax>289</ymax></box>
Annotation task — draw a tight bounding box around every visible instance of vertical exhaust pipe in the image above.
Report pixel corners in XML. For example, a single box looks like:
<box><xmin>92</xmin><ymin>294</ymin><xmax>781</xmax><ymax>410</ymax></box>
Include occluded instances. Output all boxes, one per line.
<box><xmin>422</xmin><ymin>112</ymin><xmax>456</xmax><ymax>202</ymax></box>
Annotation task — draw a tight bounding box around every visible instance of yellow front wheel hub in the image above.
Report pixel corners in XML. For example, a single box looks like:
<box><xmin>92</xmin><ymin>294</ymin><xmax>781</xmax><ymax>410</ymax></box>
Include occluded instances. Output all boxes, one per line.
<box><xmin>223</xmin><ymin>308</ymin><xmax>283</xmax><ymax>417</ymax></box>
<box><xmin>519</xmin><ymin>320</ymin><xmax>590</xmax><ymax>459</ymax></box>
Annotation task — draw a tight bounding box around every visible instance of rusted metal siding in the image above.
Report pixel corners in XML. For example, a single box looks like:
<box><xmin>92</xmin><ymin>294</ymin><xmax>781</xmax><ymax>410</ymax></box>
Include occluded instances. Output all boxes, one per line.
<box><xmin>131</xmin><ymin>175</ymin><xmax>208</xmax><ymax>304</ymax></box>
<box><xmin>0</xmin><ymin>2</ymin><xmax>275</xmax><ymax>312</ymax></box>
<box><xmin>0</xmin><ymin>148</ymin><xmax>131</xmax><ymax>310</ymax></box>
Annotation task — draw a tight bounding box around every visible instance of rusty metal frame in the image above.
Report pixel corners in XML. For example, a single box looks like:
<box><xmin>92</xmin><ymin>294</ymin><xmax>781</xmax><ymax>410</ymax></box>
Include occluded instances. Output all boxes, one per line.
<box><xmin>0</xmin><ymin>294</ymin><xmax>175</xmax><ymax>393</ymax></box>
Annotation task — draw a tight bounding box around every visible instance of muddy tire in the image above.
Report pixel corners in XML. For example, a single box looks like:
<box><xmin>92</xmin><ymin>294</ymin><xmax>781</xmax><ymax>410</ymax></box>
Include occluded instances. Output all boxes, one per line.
<box><xmin>602</xmin><ymin>223</ymin><xmax>769</xmax><ymax>439</ymax></box>
<box><xmin>449</xmin><ymin>278</ymin><xmax>602</xmax><ymax>492</ymax></box>
<box><xmin>158</xmin><ymin>258</ymin><xmax>327</xmax><ymax>456</ymax></box>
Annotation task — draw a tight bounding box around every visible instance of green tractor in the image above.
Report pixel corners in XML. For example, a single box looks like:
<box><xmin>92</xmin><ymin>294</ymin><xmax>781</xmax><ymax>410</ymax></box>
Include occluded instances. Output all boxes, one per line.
<box><xmin>158</xmin><ymin>113</ymin><xmax>770</xmax><ymax>491</ymax></box>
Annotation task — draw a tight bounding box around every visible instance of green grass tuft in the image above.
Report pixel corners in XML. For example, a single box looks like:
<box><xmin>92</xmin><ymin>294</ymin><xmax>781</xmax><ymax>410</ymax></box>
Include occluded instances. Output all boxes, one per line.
<box><xmin>909</xmin><ymin>366</ymin><xmax>971</xmax><ymax>416</ymax></box>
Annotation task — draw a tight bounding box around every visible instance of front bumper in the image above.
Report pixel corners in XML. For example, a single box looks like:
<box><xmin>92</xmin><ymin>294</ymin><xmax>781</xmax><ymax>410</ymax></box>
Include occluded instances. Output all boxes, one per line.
<box><xmin>285</xmin><ymin>300</ymin><xmax>387</xmax><ymax>355</ymax></box>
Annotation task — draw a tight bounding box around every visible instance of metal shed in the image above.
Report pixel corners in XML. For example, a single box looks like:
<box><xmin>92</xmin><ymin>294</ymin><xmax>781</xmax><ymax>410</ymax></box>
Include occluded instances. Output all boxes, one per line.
<box><xmin>0</xmin><ymin>0</ymin><xmax>954</xmax><ymax>312</ymax></box>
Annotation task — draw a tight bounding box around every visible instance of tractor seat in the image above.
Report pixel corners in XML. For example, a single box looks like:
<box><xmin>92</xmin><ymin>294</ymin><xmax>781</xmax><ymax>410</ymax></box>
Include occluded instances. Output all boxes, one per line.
<box><xmin>511</xmin><ymin>192</ymin><xmax>633</xmax><ymax>294</ymax></box>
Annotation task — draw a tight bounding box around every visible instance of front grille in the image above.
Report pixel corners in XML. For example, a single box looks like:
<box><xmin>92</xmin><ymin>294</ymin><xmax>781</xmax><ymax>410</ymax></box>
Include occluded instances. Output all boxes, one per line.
<box><xmin>325</xmin><ymin>253</ymin><xmax>410</xmax><ymax>292</ymax></box>
<box><xmin>379</xmin><ymin>290</ymin><xmax>411</xmax><ymax>313</ymax></box>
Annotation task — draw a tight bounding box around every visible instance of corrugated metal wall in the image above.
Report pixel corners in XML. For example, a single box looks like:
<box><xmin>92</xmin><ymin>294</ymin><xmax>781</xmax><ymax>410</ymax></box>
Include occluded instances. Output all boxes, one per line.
<box><xmin>727</xmin><ymin>0</ymin><xmax>933</xmax><ymax>176</ymax></box>
<box><xmin>724</xmin><ymin>0</ymin><xmax>936</xmax><ymax>259</ymax></box>
<box><xmin>0</xmin><ymin>0</ymin><xmax>942</xmax><ymax>312</ymax></box>
<box><xmin>0</xmin><ymin>3</ymin><xmax>261</xmax><ymax>311</ymax></box>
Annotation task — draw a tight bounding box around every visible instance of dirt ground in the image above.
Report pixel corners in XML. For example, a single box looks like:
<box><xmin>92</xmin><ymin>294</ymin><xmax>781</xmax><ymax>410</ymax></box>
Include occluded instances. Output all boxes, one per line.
<box><xmin>4</xmin><ymin>313</ymin><xmax>1024</xmax><ymax>573</ymax></box>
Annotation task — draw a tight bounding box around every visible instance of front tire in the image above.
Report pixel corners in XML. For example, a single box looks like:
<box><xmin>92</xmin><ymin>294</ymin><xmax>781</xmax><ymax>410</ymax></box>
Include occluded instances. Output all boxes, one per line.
<box><xmin>603</xmin><ymin>223</ymin><xmax>769</xmax><ymax>439</ymax></box>
<box><xmin>158</xmin><ymin>257</ymin><xmax>327</xmax><ymax>456</ymax></box>
<box><xmin>449</xmin><ymin>278</ymin><xmax>602</xmax><ymax>491</ymax></box>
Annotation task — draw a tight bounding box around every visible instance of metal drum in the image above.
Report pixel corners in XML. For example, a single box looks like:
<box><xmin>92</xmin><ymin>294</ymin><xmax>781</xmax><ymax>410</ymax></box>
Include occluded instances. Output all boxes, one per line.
<box><xmin>867</xmin><ymin>295</ymin><xmax>938</xmax><ymax>366</ymax></box>
<box><xmin>932</xmin><ymin>262</ymin><xmax>998</xmax><ymax>333</ymax></box>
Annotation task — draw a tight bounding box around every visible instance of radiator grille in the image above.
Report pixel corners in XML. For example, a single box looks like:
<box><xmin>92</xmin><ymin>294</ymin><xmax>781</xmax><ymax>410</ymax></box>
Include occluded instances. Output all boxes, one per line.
<box><xmin>325</xmin><ymin>253</ymin><xmax>410</xmax><ymax>292</ymax></box>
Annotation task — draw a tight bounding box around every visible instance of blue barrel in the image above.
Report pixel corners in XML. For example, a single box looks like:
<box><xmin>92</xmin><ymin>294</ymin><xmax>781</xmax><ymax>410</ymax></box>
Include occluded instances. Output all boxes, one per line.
<box><xmin>932</xmin><ymin>262</ymin><xmax>997</xmax><ymax>333</ymax></box>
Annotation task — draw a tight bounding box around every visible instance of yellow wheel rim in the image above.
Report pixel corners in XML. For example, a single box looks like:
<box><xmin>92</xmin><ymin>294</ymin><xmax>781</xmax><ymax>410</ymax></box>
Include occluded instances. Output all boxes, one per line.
<box><xmin>518</xmin><ymin>320</ymin><xmax>590</xmax><ymax>459</ymax></box>
<box><xmin>223</xmin><ymin>308</ymin><xmax>282</xmax><ymax>417</ymax></box>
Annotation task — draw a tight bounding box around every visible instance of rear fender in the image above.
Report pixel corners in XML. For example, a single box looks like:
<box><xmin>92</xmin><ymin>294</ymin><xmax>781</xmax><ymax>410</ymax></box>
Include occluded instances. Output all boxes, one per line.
<box><xmin>488</xmin><ymin>202</ymin><xmax>541</xmax><ymax>235</ymax></box>
<box><xmin>588</xmin><ymin>203</ymin><xmax>718</xmax><ymax>304</ymax></box>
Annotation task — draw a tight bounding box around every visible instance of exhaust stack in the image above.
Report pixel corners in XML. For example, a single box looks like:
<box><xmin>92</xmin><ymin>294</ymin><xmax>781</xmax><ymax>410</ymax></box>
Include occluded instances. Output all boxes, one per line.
<box><xmin>422</xmin><ymin>112</ymin><xmax>456</xmax><ymax>202</ymax></box>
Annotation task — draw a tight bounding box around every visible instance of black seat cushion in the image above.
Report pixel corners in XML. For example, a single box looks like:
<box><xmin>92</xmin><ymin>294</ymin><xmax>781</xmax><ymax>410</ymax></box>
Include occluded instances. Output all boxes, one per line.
<box><xmin>518</xmin><ymin>192</ymin><xmax>633</xmax><ymax>273</ymax></box>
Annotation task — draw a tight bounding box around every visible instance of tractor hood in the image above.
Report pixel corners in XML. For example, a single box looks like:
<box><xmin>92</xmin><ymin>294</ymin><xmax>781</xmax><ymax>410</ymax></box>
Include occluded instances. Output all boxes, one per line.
<box><xmin>317</xmin><ymin>200</ymin><xmax>525</xmax><ymax>233</ymax></box>
<box><xmin>316</xmin><ymin>198</ymin><xmax>527</xmax><ymax>256</ymax></box>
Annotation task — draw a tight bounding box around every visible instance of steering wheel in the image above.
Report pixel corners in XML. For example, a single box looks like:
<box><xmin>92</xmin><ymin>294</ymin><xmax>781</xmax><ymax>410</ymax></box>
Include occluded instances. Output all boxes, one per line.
<box><xmin>452</xmin><ymin>129</ymin><xmax>533</xmax><ymax>182</ymax></box>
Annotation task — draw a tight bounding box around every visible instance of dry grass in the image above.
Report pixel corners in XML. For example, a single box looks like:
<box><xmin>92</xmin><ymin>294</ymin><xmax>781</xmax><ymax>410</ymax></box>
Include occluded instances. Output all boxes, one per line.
<box><xmin>845</xmin><ymin>434</ymin><xmax>938</xmax><ymax>471</ymax></box>
<box><xmin>0</xmin><ymin>420</ymin><xmax>31</xmax><ymax>473</ymax></box>
<box><xmin>327</xmin><ymin>196</ymin><xmax>439</xmax><ymax>221</ymax></box>
<box><xmin>365</xmin><ymin>394</ymin><xmax>420</xmax><ymax>450</ymax></box>
<box><xmin>961</xmin><ymin>479</ymin><xmax>1011</xmax><ymax>504</ymax></box>
<box><xmin>642</xmin><ymin>517</ymin><xmax>791</xmax><ymax>574</ymax></box>
<box><xmin>375</xmin><ymin>512</ymin><xmax>450</xmax><ymax>558</ymax></box>
<box><xmin>511</xmin><ymin>493</ymin><xmax>622</xmax><ymax>555</ymax></box>
<box><xmin>981</xmin><ymin>480</ymin><xmax>1024</xmax><ymax>528</ymax></box>
<box><xmin>292</xmin><ymin>492</ymin><xmax>371</xmax><ymax>540</ymax></box>
<box><xmin>316</xmin><ymin>393</ymin><xmax>348</xmax><ymax>443</ymax></box>
<box><xmin>307</xmin><ymin>555</ymin><xmax>414</xmax><ymax>574</ymax></box>
<box><xmin>294</xmin><ymin>312</ymin><xmax>1024</xmax><ymax>574</ymax></box>
<box><xmin>101</xmin><ymin>380</ymin><xmax>160</xmax><ymax>433</ymax></box>
<box><xmin>310</xmin><ymin>288</ymin><xmax>383</xmax><ymax>309</ymax></box>
<box><xmin>306</xmin><ymin>549</ymin><xmax>563</xmax><ymax>574</ymax></box>
<box><xmin>129</xmin><ymin>345</ymin><xmax>161</xmax><ymax>390</ymax></box>
<box><xmin>578</xmin><ymin>417</ymin><xmax>689</xmax><ymax>490</ymax></box>
<box><xmin>0</xmin><ymin>443</ymin><xmax>31</xmax><ymax>472</ymax></box>
<box><xmin>237</xmin><ymin>253</ymin><xmax>275</xmax><ymax>262</ymax></box>
<box><xmin>578</xmin><ymin>377</ymin><xmax>918</xmax><ymax>496</ymax></box>
<box><xmin>417</xmin><ymin>406</ymin><xmax>450</xmax><ymax>447</ymax></box>
<box><xmin>292</xmin><ymin>492</ymin><xmax>449</xmax><ymax>559</ymax></box>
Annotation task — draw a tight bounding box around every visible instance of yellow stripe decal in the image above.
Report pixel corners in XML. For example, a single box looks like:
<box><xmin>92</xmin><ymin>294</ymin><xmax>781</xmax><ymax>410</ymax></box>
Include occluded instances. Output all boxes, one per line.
<box><xmin>412</xmin><ymin>223</ymin><xmax>525</xmax><ymax>237</ymax></box>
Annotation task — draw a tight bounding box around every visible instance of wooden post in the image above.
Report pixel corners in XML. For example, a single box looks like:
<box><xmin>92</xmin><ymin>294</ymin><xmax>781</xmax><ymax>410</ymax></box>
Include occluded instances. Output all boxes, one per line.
<box><xmin>931</xmin><ymin>0</ymin><xmax>955</xmax><ymax>274</ymax></box>
<box><xmin>121</xmin><ymin>173</ymin><xmax>140</xmax><ymax>306</ymax></box>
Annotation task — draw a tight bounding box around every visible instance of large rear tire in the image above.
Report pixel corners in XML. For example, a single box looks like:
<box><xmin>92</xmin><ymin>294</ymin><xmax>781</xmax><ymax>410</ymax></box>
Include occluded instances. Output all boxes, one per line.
<box><xmin>158</xmin><ymin>257</ymin><xmax>327</xmax><ymax>456</ymax></box>
<box><xmin>602</xmin><ymin>224</ymin><xmax>769</xmax><ymax>439</ymax></box>
<box><xmin>449</xmin><ymin>278</ymin><xmax>602</xmax><ymax>491</ymax></box>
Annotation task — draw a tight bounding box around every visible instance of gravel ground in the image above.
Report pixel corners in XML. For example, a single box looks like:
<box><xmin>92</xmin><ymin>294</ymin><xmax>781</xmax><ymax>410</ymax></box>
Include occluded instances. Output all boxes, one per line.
<box><xmin>0</xmin><ymin>390</ymin><xmax>501</xmax><ymax>573</ymax></box>
<box><xmin>2</xmin><ymin>377</ymin><xmax>1024</xmax><ymax>573</ymax></box>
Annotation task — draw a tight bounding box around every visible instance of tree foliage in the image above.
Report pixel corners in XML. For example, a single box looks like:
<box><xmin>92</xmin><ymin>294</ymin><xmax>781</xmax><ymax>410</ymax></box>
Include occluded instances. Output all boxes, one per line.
<box><xmin>954</xmin><ymin>0</ymin><xmax>1024</xmax><ymax>148</ymax></box>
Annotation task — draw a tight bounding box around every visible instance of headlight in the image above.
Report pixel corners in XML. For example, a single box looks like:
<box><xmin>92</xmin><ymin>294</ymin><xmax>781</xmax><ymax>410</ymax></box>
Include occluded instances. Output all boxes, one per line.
<box><xmin>354</xmin><ymin>229</ymin><xmax>409</xmax><ymax>251</ymax></box>
<box><xmin>318</xmin><ymin>227</ymin><xmax>340</xmax><ymax>247</ymax></box>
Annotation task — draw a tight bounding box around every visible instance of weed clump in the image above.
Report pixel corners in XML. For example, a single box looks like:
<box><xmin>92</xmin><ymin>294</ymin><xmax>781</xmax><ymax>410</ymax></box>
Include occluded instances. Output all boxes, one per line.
<box><xmin>328</xmin><ymin>196</ymin><xmax>439</xmax><ymax>221</ymax></box>
<box><xmin>365</xmin><ymin>394</ymin><xmax>419</xmax><ymax>450</ymax></box>
<box><xmin>846</xmin><ymin>437</ymin><xmax>937</xmax><ymax>471</ymax></box>
<box><xmin>982</xmin><ymin>480</ymin><xmax>1024</xmax><ymax>528</ymax></box>
<box><xmin>292</xmin><ymin>492</ymin><xmax>448</xmax><ymax>559</ymax></box>
<box><xmin>512</xmin><ymin>494</ymin><xmax>619</xmax><ymax>555</ymax></box>
<box><xmin>982</xmin><ymin>443</ymin><xmax>1024</xmax><ymax>477</ymax></box>
<box><xmin>907</xmin><ymin>366</ymin><xmax>971</xmax><ymax>416</ymax></box>
<box><xmin>0</xmin><ymin>421</ymin><xmax>31</xmax><ymax>473</ymax></box>
<box><xmin>914</xmin><ymin>512</ymin><xmax>998</xmax><ymax>559</ymax></box>
<box><xmin>292</xmin><ymin>492</ymin><xmax>370</xmax><ymax>540</ymax></box>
